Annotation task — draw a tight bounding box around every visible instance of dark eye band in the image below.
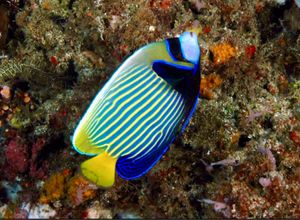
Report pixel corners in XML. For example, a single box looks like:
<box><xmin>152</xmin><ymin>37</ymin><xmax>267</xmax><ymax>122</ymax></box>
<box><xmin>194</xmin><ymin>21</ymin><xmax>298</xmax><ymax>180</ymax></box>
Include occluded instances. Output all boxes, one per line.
<box><xmin>167</xmin><ymin>38</ymin><xmax>187</xmax><ymax>62</ymax></box>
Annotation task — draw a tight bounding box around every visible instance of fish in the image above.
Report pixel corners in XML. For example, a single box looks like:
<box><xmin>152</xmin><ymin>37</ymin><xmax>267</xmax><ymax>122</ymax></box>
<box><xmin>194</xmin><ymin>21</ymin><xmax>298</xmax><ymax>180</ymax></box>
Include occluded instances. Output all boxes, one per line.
<box><xmin>72</xmin><ymin>31</ymin><xmax>201</xmax><ymax>187</ymax></box>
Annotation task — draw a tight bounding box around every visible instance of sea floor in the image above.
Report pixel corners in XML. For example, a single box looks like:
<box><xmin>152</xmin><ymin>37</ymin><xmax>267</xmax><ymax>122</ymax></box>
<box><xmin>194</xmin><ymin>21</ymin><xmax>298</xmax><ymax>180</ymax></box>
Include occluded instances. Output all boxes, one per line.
<box><xmin>0</xmin><ymin>0</ymin><xmax>299</xmax><ymax>218</ymax></box>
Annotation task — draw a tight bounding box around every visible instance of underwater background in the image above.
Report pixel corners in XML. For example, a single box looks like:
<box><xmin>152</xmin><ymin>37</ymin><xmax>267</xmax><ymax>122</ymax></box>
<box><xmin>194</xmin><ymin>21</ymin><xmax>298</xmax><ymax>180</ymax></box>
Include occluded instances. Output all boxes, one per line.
<box><xmin>0</xmin><ymin>0</ymin><xmax>299</xmax><ymax>218</ymax></box>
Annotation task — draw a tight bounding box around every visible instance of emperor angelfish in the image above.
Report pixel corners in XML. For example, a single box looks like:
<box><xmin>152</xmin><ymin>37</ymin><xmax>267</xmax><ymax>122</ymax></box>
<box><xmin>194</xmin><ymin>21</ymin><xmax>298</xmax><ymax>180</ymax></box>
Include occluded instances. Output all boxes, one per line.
<box><xmin>72</xmin><ymin>31</ymin><xmax>201</xmax><ymax>187</ymax></box>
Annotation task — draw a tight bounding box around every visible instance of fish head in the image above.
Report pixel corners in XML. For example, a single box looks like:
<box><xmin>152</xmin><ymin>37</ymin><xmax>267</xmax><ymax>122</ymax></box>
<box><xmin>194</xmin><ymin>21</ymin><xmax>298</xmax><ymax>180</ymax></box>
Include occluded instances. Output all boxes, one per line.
<box><xmin>179</xmin><ymin>31</ymin><xmax>201</xmax><ymax>65</ymax></box>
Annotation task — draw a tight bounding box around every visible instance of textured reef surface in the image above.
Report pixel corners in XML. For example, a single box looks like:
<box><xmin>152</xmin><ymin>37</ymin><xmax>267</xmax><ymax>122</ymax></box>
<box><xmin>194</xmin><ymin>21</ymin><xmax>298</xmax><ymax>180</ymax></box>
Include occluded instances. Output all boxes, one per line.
<box><xmin>0</xmin><ymin>0</ymin><xmax>299</xmax><ymax>218</ymax></box>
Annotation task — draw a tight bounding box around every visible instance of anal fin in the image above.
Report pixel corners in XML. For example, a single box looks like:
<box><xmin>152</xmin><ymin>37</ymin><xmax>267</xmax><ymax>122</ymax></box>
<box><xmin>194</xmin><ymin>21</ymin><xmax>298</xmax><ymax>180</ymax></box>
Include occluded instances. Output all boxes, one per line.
<box><xmin>116</xmin><ymin>142</ymin><xmax>171</xmax><ymax>180</ymax></box>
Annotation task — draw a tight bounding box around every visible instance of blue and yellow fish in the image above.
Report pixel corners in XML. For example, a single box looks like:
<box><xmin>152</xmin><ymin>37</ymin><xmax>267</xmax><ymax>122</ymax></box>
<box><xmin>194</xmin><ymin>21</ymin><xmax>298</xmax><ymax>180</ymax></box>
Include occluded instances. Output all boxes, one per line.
<box><xmin>72</xmin><ymin>31</ymin><xmax>201</xmax><ymax>187</ymax></box>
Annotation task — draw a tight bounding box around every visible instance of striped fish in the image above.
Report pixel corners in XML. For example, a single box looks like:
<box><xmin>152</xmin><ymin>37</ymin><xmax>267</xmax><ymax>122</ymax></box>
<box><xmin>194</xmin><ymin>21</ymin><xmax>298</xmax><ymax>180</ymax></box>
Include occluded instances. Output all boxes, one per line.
<box><xmin>72</xmin><ymin>31</ymin><xmax>201</xmax><ymax>187</ymax></box>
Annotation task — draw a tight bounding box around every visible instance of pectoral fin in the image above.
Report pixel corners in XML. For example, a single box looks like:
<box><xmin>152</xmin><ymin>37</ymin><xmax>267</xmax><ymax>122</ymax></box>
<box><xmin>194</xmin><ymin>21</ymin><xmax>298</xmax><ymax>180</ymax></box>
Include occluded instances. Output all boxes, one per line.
<box><xmin>152</xmin><ymin>60</ymin><xmax>194</xmax><ymax>86</ymax></box>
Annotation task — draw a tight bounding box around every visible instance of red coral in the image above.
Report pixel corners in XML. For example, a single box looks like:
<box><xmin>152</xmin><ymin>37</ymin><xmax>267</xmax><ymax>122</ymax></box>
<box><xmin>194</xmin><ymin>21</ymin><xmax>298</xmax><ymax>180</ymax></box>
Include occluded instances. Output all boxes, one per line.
<box><xmin>29</xmin><ymin>161</ymin><xmax>49</xmax><ymax>179</ymax></box>
<box><xmin>160</xmin><ymin>0</ymin><xmax>171</xmax><ymax>10</ymax></box>
<box><xmin>245</xmin><ymin>45</ymin><xmax>256</xmax><ymax>59</ymax></box>
<box><xmin>31</xmin><ymin>138</ymin><xmax>46</xmax><ymax>161</ymax></box>
<box><xmin>203</xmin><ymin>26</ymin><xmax>211</xmax><ymax>34</ymax></box>
<box><xmin>29</xmin><ymin>138</ymin><xmax>49</xmax><ymax>179</ymax></box>
<box><xmin>290</xmin><ymin>131</ymin><xmax>300</xmax><ymax>147</ymax></box>
<box><xmin>3</xmin><ymin>136</ymin><xmax>50</xmax><ymax>180</ymax></box>
<box><xmin>50</xmin><ymin>55</ymin><xmax>59</xmax><ymax>66</ymax></box>
<box><xmin>265</xmin><ymin>176</ymin><xmax>284</xmax><ymax>205</ymax></box>
<box><xmin>5</xmin><ymin>137</ymin><xmax>29</xmax><ymax>174</ymax></box>
<box><xmin>13</xmin><ymin>208</ymin><xmax>28</xmax><ymax>219</ymax></box>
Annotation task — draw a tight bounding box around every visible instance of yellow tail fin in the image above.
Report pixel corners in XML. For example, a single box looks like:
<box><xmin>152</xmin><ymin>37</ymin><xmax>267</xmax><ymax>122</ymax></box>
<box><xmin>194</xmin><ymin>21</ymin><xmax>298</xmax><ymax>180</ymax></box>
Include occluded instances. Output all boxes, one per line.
<box><xmin>80</xmin><ymin>152</ymin><xmax>117</xmax><ymax>188</ymax></box>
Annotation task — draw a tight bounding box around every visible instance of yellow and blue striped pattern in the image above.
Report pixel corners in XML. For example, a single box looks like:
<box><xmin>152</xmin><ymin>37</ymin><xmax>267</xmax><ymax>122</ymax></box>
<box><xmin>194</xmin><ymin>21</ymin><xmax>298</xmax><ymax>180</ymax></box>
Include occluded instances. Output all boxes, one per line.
<box><xmin>73</xmin><ymin>63</ymin><xmax>185</xmax><ymax>162</ymax></box>
<box><xmin>72</xmin><ymin>31</ymin><xmax>201</xmax><ymax>184</ymax></box>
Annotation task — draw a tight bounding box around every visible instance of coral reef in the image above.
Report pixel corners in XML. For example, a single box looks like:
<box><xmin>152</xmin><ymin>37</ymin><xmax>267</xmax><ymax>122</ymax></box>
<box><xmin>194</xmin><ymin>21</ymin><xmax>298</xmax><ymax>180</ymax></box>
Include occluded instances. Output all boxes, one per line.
<box><xmin>0</xmin><ymin>0</ymin><xmax>299</xmax><ymax>218</ymax></box>
<box><xmin>83</xmin><ymin>201</ymin><xmax>112</xmax><ymax>219</ymax></box>
<box><xmin>39</xmin><ymin>170</ymin><xmax>69</xmax><ymax>204</ymax></box>
<box><xmin>66</xmin><ymin>174</ymin><xmax>97</xmax><ymax>207</ymax></box>
<box><xmin>21</xmin><ymin>203</ymin><xmax>57</xmax><ymax>219</ymax></box>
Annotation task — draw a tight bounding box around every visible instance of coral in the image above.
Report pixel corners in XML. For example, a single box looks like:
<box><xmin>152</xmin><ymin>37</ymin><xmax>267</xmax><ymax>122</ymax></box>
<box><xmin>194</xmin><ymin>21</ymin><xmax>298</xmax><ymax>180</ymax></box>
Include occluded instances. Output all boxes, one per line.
<box><xmin>0</xmin><ymin>5</ymin><xmax>9</xmax><ymax>49</ymax></box>
<box><xmin>25</xmin><ymin>8</ymin><xmax>66</xmax><ymax>49</ymax></box>
<box><xmin>13</xmin><ymin>208</ymin><xmax>28</xmax><ymax>219</ymax></box>
<box><xmin>1</xmin><ymin>181</ymin><xmax>22</xmax><ymax>203</ymax></box>
<box><xmin>28</xmin><ymin>138</ymin><xmax>49</xmax><ymax>179</ymax></box>
<box><xmin>0</xmin><ymin>0</ymin><xmax>299</xmax><ymax>218</ymax></box>
<box><xmin>0</xmin><ymin>60</ymin><xmax>25</xmax><ymax>82</ymax></box>
<box><xmin>0</xmin><ymin>205</ymin><xmax>8</xmax><ymax>218</ymax></box>
<box><xmin>200</xmin><ymin>73</ymin><xmax>222</xmax><ymax>99</ymax></box>
<box><xmin>0</xmin><ymin>86</ymin><xmax>12</xmax><ymax>102</ymax></box>
<box><xmin>39</xmin><ymin>170</ymin><xmax>69</xmax><ymax>204</ymax></box>
<box><xmin>31</xmin><ymin>138</ymin><xmax>46</xmax><ymax>162</ymax></box>
<box><xmin>289</xmin><ymin>130</ymin><xmax>300</xmax><ymax>147</ymax></box>
<box><xmin>81</xmin><ymin>51</ymin><xmax>105</xmax><ymax>69</ymax></box>
<box><xmin>202</xmin><ymin>26</ymin><xmax>211</xmax><ymax>34</ymax></box>
<box><xmin>50</xmin><ymin>55</ymin><xmax>59</xmax><ymax>66</ymax></box>
<box><xmin>21</xmin><ymin>203</ymin><xmax>56</xmax><ymax>218</ymax></box>
<box><xmin>4</xmin><ymin>137</ymin><xmax>29</xmax><ymax>175</ymax></box>
<box><xmin>245</xmin><ymin>45</ymin><xmax>256</xmax><ymax>59</ymax></box>
<box><xmin>22</xmin><ymin>93</ymin><xmax>31</xmax><ymax>104</ymax></box>
<box><xmin>257</xmin><ymin>146</ymin><xmax>276</xmax><ymax>171</ymax></box>
<box><xmin>84</xmin><ymin>201</ymin><xmax>112</xmax><ymax>219</ymax></box>
<box><xmin>210</xmin><ymin>43</ymin><xmax>237</xmax><ymax>65</ymax></box>
<box><xmin>28</xmin><ymin>162</ymin><xmax>49</xmax><ymax>180</ymax></box>
<box><xmin>66</xmin><ymin>174</ymin><xmax>97</xmax><ymax>207</ymax></box>
<box><xmin>9</xmin><ymin>113</ymin><xmax>32</xmax><ymax>129</ymax></box>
